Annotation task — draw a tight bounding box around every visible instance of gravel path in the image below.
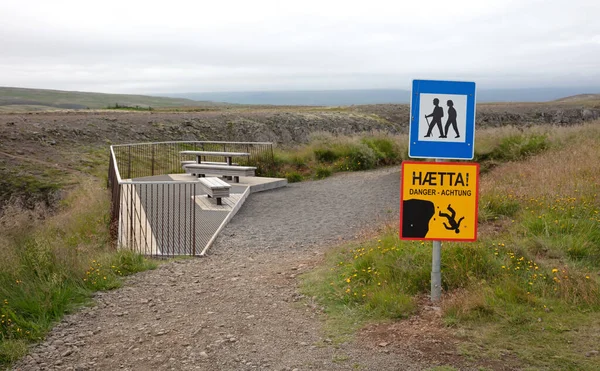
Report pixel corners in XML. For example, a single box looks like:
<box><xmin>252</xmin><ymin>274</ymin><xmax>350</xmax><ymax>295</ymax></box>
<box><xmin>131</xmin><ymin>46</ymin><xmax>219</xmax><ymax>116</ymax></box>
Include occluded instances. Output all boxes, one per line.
<box><xmin>13</xmin><ymin>168</ymin><xmax>480</xmax><ymax>371</ymax></box>
<box><xmin>214</xmin><ymin>167</ymin><xmax>400</xmax><ymax>253</ymax></box>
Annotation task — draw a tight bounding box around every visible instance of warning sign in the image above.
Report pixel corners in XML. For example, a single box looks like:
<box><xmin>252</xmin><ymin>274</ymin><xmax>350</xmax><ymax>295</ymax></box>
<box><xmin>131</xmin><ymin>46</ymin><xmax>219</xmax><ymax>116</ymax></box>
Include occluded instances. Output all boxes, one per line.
<box><xmin>400</xmin><ymin>161</ymin><xmax>479</xmax><ymax>241</ymax></box>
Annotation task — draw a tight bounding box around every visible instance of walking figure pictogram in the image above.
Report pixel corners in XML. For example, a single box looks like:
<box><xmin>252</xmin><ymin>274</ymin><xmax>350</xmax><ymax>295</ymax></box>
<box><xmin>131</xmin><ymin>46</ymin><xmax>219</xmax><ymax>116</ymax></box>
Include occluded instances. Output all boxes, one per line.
<box><xmin>439</xmin><ymin>204</ymin><xmax>464</xmax><ymax>234</ymax></box>
<box><xmin>424</xmin><ymin>98</ymin><xmax>444</xmax><ymax>138</ymax></box>
<box><xmin>444</xmin><ymin>100</ymin><xmax>460</xmax><ymax>138</ymax></box>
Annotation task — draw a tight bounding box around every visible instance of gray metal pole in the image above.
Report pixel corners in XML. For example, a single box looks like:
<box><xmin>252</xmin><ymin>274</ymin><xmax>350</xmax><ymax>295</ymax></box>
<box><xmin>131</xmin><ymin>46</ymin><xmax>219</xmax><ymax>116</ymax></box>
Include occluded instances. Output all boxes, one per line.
<box><xmin>431</xmin><ymin>240</ymin><xmax>442</xmax><ymax>302</ymax></box>
<box><xmin>431</xmin><ymin>158</ymin><xmax>443</xmax><ymax>303</ymax></box>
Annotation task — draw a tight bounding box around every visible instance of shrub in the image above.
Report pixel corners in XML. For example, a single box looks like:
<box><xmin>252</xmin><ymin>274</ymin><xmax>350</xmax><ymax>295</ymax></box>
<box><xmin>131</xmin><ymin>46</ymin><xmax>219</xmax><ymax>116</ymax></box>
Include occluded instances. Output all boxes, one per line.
<box><xmin>361</xmin><ymin>137</ymin><xmax>401</xmax><ymax>165</ymax></box>
<box><xmin>314</xmin><ymin>148</ymin><xmax>339</xmax><ymax>163</ymax></box>
<box><xmin>338</xmin><ymin>144</ymin><xmax>377</xmax><ymax>171</ymax></box>
<box><xmin>492</xmin><ymin>134</ymin><xmax>549</xmax><ymax>161</ymax></box>
<box><xmin>479</xmin><ymin>194</ymin><xmax>521</xmax><ymax>221</ymax></box>
<box><xmin>273</xmin><ymin>149</ymin><xmax>313</xmax><ymax>168</ymax></box>
<box><xmin>285</xmin><ymin>171</ymin><xmax>303</xmax><ymax>183</ymax></box>
<box><xmin>314</xmin><ymin>166</ymin><xmax>332</xmax><ymax>180</ymax></box>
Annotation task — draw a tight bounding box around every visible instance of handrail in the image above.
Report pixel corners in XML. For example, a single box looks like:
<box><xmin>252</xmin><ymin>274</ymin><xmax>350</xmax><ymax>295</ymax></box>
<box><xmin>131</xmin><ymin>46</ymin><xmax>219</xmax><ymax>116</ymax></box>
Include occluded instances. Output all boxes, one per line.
<box><xmin>120</xmin><ymin>180</ymin><xmax>200</xmax><ymax>185</ymax></box>
<box><xmin>111</xmin><ymin>140</ymin><xmax>274</xmax><ymax>148</ymax></box>
<box><xmin>110</xmin><ymin>140</ymin><xmax>273</xmax><ymax>184</ymax></box>
<box><xmin>109</xmin><ymin>146</ymin><xmax>123</xmax><ymax>184</ymax></box>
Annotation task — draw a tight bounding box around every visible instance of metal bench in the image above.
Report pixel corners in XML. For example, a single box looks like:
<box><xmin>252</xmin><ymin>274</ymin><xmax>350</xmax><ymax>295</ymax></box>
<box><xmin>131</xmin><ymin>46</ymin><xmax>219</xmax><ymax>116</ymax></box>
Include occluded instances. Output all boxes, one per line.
<box><xmin>197</xmin><ymin>177</ymin><xmax>231</xmax><ymax>205</ymax></box>
<box><xmin>184</xmin><ymin>163</ymin><xmax>256</xmax><ymax>183</ymax></box>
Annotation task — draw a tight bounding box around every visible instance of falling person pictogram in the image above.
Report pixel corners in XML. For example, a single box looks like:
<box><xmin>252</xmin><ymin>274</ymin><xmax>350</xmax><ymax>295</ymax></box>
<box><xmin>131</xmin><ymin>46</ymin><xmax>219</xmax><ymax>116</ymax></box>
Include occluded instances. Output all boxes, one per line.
<box><xmin>424</xmin><ymin>98</ymin><xmax>444</xmax><ymax>138</ymax></box>
<box><xmin>439</xmin><ymin>204</ymin><xmax>464</xmax><ymax>234</ymax></box>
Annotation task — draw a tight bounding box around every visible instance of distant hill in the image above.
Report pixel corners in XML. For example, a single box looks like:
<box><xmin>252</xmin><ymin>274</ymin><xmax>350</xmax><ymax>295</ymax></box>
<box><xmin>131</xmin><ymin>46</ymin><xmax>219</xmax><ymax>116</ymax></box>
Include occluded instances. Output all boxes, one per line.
<box><xmin>0</xmin><ymin>86</ymin><xmax>218</xmax><ymax>110</ymax></box>
<box><xmin>166</xmin><ymin>90</ymin><xmax>407</xmax><ymax>106</ymax></box>
<box><xmin>167</xmin><ymin>87</ymin><xmax>600</xmax><ymax>106</ymax></box>
<box><xmin>554</xmin><ymin>94</ymin><xmax>600</xmax><ymax>102</ymax></box>
<box><xmin>166</xmin><ymin>89</ymin><xmax>409</xmax><ymax>106</ymax></box>
<box><xmin>3</xmin><ymin>86</ymin><xmax>599</xmax><ymax>111</ymax></box>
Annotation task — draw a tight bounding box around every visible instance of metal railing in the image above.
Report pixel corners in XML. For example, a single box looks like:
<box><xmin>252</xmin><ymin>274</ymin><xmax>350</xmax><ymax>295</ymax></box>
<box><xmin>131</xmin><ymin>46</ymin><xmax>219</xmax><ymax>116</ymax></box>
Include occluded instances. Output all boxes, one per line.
<box><xmin>111</xmin><ymin>141</ymin><xmax>275</xmax><ymax>180</ymax></box>
<box><xmin>108</xmin><ymin>141</ymin><xmax>274</xmax><ymax>257</ymax></box>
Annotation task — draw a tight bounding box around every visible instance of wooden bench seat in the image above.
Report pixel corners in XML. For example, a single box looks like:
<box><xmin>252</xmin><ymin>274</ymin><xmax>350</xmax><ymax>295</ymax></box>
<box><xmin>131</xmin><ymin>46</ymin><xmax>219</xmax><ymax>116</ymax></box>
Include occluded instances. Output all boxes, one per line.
<box><xmin>197</xmin><ymin>177</ymin><xmax>231</xmax><ymax>205</ymax></box>
<box><xmin>184</xmin><ymin>163</ymin><xmax>256</xmax><ymax>183</ymax></box>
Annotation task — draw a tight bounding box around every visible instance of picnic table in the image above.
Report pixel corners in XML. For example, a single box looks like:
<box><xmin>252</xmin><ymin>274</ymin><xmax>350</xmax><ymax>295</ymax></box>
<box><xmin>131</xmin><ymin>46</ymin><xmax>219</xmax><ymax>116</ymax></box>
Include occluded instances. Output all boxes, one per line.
<box><xmin>180</xmin><ymin>150</ymin><xmax>250</xmax><ymax>166</ymax></box>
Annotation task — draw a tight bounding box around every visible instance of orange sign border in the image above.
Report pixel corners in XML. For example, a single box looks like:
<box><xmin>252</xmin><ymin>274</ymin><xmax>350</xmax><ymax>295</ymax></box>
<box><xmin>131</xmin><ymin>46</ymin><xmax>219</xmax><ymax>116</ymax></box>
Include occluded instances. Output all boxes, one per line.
<box><xmin>400</xmin><ymin>161</ymin><xmax>480</xmax><ymax>242</ymax></box>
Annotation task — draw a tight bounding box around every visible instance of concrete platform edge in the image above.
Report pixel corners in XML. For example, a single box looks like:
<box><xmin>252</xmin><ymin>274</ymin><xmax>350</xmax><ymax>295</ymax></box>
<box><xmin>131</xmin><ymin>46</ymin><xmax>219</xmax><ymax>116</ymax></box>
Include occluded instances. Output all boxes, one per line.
<box><xmin>248</xmin><ymin>178</ymin><xmax>288</xmax><ymax>194</ymax></box>
<box><xmin>199</xmin><ymin>186</ymin><xmax>251</xmax><ymax>256</ymax></box>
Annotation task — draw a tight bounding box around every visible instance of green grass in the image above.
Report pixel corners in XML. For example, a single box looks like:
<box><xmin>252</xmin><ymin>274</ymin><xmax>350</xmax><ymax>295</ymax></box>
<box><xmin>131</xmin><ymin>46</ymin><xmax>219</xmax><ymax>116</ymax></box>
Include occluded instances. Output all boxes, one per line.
<box><xmin>0</xmin><ymin>340</ymin><xmax>27</xmax><ymax>365</ymax></box>
<box><xmin>0</xmin><ymin>167</ymin><xmax>64</xmax><ymax>207</ymax></box>
<box><xmin>303</xmin><ymin>232</ymin><xmax>503</xmax><ymax>322</ymax></box>
<box><xmin>106</xmin><ymin>103</ymin><xmax>153</xmax><ymax>111</ymax></box>
<box><xmin>474</xmin><ymin>132</ymin><xmax>550</xmax><ymax>173</ymax></box>
<box><xmin>271</xmin><ymin>126</ymin><xmax>557</xmax><ymax>182</ymax></box>
<box><xmin>0</xmin><ymin>180</ymin><xmax>156</xmax><ymax>367</ymax></box>
<box><xmin>272</xmin><ymin>132</ymin><xmax>408</xmax><ymax>180</ymax></box>
<box><xmin>361</xmin><ymin>136</ymin><xmax>401</xmax><ymax>165</ymax></box>
<box><xmin>0</xmin><ymin>144</ymin><xmax>114</xmax><ymax>209</ymax></box>
<box><xmin>302</xmin><ymin>123</ymin><xmax>600</xmax><ymax>369</ymax></box>
<box><xmin>478</xmin><ymin>193</ymin><xmax>521</xmax><ymax>222</ymax></box>
<box><xmin>304</xmin><ymin>229</ymin><xmax>600</xmax><ymax>369</ymax></box>
<box><xmin>314</xmin><ymin>166</ymin><xmax>332</xmax><ymax>180</ymax></box>
<box><xmin>284</xmin><ymin>171</ymin><xmax>304</xmax><ymax>183</ymax></box>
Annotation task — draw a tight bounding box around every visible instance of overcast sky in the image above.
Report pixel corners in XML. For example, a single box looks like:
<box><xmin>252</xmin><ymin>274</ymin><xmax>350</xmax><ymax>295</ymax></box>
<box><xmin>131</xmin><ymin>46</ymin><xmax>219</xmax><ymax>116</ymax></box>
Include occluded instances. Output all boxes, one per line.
<box><xmin>1</xmin><ymin>0</ymin><xmax>599</xmax><ymax>94</ymax></box>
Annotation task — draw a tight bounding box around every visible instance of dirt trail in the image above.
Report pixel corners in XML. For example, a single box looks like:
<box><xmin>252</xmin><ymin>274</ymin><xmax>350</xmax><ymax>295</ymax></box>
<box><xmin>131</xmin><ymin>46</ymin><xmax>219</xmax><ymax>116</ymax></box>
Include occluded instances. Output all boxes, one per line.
<box><xmin>14</xmin><ymin>168</ymin><xmax>486</xmax><ymax>371</ymax></box>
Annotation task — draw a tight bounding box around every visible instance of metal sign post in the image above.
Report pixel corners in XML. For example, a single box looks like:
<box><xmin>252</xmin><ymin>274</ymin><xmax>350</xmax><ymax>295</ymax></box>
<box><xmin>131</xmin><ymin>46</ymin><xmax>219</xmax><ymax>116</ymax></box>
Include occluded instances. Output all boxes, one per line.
<box><xmin>431</xmin><ymin>158</ymin><xmax>442</xmax><ymax>302</ymax></box>
<box><xmin>404</xmin><ymin>79</ymin><xmax>478</xmax><ymax>304</ymax></box>
<box><xmin>400</xmin><ymin>160</ymin><xmax>479</xmax><ymax>302</ymax></box>
<box><xmin>431</xmin><ymin>240</ymin><xmax>442</xmax><ymax>302</ymax></box>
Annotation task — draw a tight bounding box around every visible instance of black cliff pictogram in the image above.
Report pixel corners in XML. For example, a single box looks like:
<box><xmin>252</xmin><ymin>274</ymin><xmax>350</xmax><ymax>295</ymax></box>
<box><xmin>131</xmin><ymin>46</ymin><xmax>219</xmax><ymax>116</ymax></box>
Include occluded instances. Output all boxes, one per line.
<box><xmin>402</xmin><ymin>199</ymin><xmax>435</xmax><ymax>238</ymax></box>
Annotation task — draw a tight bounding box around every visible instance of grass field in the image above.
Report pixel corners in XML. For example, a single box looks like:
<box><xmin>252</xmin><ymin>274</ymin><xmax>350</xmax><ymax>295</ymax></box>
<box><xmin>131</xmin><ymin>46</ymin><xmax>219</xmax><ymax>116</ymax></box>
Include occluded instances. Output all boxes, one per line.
<box><xmin>0</xmin><ymin>179</ymin><xmax>156</xmax><ymax>366</ymax></box>
<box><xmin>0</xmin><ymin>86</ymin><xmax>217</xmax><ymax>110</ymax></box>
<box><xmin>270</xmin><ymin>131</ymin><xmax>407</xmax><ymax>182</ymax></box>
<box><xmin>270</xmin><ymin>125</ymin><xmax>555</xmax><ymax>182</ymax></box>
<box><xmin>302</xmin><ymin>122</ymin><xmax>600</xmax><ymax>370</ymax></box>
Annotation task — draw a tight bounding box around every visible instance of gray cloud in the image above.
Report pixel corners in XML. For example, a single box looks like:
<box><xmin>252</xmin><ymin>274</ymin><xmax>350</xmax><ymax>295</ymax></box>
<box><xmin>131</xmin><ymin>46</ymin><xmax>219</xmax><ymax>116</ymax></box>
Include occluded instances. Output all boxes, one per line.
<box><xmin>0</xmin><ymin>0</ymin><xmax>599</xmax><ymax>93</ymax></box>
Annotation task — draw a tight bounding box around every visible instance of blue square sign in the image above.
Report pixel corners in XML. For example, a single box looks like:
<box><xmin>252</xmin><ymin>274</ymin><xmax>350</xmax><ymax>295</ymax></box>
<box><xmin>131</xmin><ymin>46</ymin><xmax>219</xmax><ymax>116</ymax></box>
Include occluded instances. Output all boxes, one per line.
<box><xmin>409</xmin><ymin>79</ymin><xmax>476</xmax><ymax>159</ymax></box>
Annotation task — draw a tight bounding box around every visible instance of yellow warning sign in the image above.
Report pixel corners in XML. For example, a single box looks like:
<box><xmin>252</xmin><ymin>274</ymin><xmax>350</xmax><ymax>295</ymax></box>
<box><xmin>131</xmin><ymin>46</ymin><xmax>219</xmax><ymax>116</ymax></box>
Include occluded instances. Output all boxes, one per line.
<box><xmin>400</xmin><ymin>161</ymin><xmax>479</xmax><ymax>241</ymax></box>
